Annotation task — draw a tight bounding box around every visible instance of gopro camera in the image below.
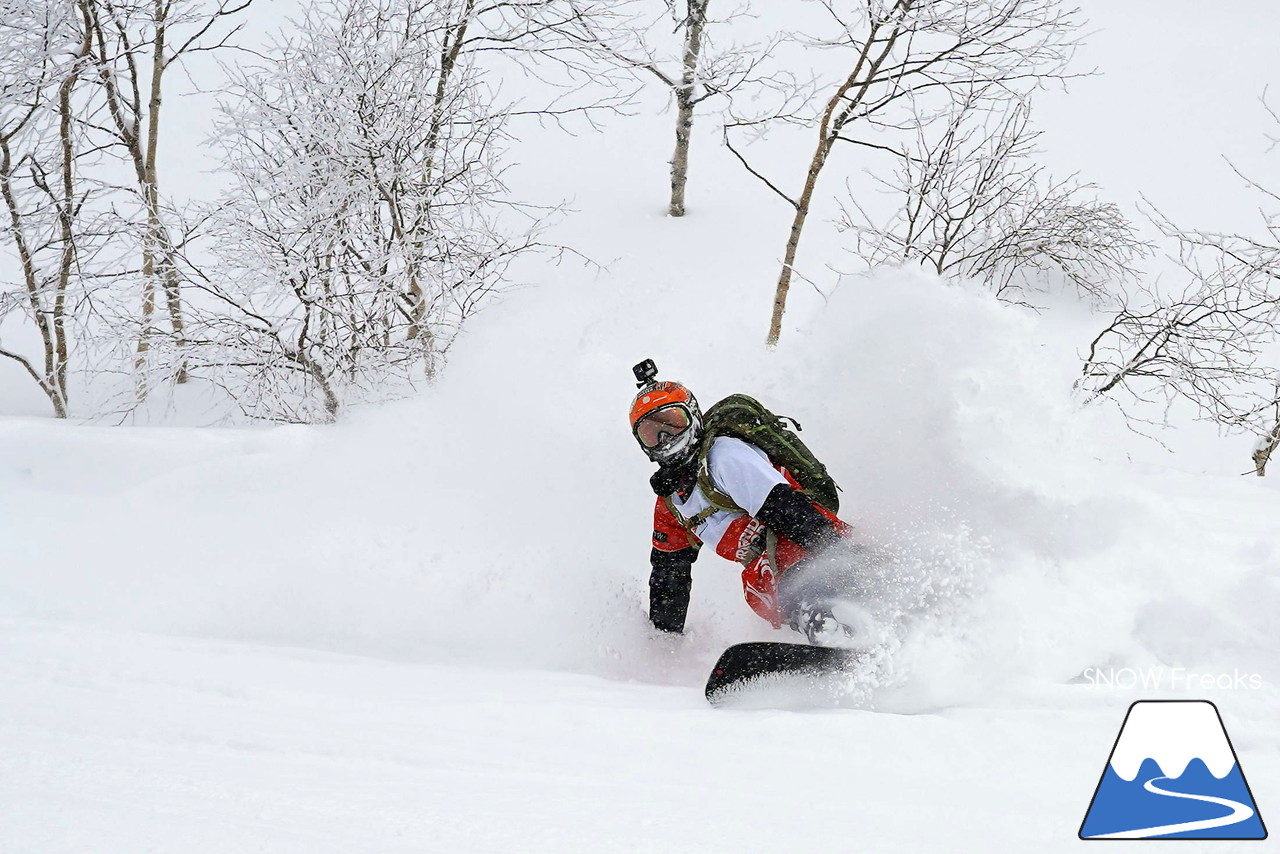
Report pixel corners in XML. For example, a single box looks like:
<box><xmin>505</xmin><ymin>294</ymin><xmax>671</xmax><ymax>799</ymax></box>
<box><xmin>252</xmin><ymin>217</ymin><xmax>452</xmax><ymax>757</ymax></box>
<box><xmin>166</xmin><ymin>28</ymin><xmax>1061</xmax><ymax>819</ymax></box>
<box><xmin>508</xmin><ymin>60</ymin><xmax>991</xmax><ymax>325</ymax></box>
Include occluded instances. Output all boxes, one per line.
<box><xmin>632</xmin><ymin>358</ymin><xmax>658</xmax><ymax>388</ymax></box>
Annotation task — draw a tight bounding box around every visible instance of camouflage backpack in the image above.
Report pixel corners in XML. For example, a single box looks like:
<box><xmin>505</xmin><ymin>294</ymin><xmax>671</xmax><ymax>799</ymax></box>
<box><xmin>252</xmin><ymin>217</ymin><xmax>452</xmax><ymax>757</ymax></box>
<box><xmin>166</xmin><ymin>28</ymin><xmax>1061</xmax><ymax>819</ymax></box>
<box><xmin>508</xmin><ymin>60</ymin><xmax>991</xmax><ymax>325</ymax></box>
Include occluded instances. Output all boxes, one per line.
<box><xmin>695</xmin><ymin>394</ymin><xmax>840</xmax><ymax>514</ymax></box>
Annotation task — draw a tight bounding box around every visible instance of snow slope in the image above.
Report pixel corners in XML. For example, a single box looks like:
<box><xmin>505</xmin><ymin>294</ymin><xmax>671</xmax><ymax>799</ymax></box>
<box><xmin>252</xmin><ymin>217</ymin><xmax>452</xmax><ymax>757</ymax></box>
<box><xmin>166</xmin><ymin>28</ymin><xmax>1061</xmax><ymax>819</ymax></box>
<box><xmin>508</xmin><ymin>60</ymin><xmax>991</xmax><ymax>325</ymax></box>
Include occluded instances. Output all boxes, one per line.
<box><xmin>5</xmin><ymin>253</ymin><xmax>1279</xmax><ymax>851</ymax></box>
<box><xmin>4</xmin><ymin>3</ymin><xmax>1280</xmax><ymax>851</ymax></box>
<box><xmin>0</xmin><ymin>624</ymin><xmax>1167</xmax><ymax>853</ymax></box>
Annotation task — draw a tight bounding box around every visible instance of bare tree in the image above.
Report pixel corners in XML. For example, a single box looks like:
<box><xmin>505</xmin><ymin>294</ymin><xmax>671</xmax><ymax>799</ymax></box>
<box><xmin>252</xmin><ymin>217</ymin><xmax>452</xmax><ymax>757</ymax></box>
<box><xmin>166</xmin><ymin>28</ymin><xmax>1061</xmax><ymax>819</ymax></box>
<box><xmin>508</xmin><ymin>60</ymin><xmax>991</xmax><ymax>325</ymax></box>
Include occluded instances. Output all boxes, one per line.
<box><xmin>573</xmin><ymin>0</ymin><xmax>789</xmax><ymax>217</ymax></box>
<box><xmin>1078</xmin><ymin>272</ymin><xmax>1280</xmax><ymax>432</ymax></box>
<box><xmin>181</xmin><ymin>0</ymin><xmax>551</xmax><ymax>422</ymax></box>
<box><xmin>839</xmin><ymin>96</ymin><xmax>1146</xmax><ymax>303</ymax></box>
<box><xmin>725</xmin><ymin>0</ymin><xmax>1083</xmax><ymax>345</ymax></box>
<box><xmin>81</xmin><ymin>0</ymin><xmax>253</xmax><ymax>394</ymax></box>
<box><xmin>0</xmin><ymin>0</ymin><xmax>97</xmax><ymax>417</ymax></box>
<box><xmin>1081</xmin><ymin>96</ymin><xmax>1280</xmax><ymax>470</ymax></box>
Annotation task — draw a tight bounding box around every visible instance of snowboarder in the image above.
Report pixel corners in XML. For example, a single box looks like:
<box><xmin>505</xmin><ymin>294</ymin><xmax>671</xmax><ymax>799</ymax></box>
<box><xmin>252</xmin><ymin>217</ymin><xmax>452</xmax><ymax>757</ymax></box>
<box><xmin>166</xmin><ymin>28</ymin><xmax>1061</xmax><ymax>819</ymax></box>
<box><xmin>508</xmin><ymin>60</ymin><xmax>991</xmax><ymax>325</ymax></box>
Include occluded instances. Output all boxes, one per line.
<box><xmin>629</xmin><ymin>359</ymin><xmax>856</xmax><ymax>645</ymax></box>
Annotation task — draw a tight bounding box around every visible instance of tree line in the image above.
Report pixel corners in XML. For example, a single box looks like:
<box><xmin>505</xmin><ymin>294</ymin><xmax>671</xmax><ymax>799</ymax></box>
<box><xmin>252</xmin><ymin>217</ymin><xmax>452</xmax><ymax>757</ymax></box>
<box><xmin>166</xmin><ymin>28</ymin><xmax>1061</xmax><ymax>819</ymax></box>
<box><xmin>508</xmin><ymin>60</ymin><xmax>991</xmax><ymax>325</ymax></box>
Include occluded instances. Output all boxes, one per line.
<box><xmin>2</xmin><ymin>0</ymin><xmax>1278</xmax><ymax>472</ymax></box>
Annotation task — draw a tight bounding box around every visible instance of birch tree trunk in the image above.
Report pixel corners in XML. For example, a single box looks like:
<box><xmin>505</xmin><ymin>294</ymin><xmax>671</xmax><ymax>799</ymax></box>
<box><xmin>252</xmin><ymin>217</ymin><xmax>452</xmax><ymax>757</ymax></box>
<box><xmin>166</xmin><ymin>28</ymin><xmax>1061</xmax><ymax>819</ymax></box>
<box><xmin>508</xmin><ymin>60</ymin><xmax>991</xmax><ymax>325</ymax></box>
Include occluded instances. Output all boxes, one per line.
<box><xmin>766</xmin><ymin>10</ymin><xmax>906</xmax><ymax>346</ymax></box>
<box><xmin>768</xmin><ymin>141</ymin><xmax>833</xmax><ymax>346</ymax></box>
<box><xmin>668</xmin><ymin>0</ymin><xmax>708</xmax><ymax>218</ymax></box>
<box><xmin>135</xmin><ymin>0</ymin><xmax>189</xmax><ymax>389</ymax></box>
<box><xmin>87</xmin><ymin>0</ymin><xmax>250</xmax><ymax>397</ymax></box>
<box><xmin>1253</xmin><ymin>420</ymin><xmax>1280</xmax><ymax>476</ymax></box>
<box><xmin>0</xmin><ymin>2</ymin><xmax>94</xmax><ymax>417</ymax></box>
<box><xmin>50</xmin><ymin>13</ymin><xmax>93</xmax><ymax>408</ymax></box>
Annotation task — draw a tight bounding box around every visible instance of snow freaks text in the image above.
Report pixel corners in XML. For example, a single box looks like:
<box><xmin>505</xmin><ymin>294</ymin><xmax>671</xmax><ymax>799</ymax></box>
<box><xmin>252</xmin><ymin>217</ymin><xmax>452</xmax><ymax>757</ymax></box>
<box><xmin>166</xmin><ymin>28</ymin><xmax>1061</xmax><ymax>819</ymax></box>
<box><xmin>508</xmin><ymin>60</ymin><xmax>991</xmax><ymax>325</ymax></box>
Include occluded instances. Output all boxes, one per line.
<box><xmin>1082</xmin><ymin>668</ymin><xmax>1264</xmax><ymax>691</ymax></box>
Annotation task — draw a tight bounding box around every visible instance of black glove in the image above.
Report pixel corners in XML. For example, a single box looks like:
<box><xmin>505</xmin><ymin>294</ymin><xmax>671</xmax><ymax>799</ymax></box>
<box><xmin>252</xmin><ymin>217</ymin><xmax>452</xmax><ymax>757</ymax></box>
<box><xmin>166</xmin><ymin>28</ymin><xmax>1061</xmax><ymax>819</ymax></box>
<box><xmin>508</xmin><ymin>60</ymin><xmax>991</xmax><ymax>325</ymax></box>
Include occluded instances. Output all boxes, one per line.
<box><xmin>648</xmin><ymin>546</ymin><xmax>696</xmax><ymax>632</ymax></box>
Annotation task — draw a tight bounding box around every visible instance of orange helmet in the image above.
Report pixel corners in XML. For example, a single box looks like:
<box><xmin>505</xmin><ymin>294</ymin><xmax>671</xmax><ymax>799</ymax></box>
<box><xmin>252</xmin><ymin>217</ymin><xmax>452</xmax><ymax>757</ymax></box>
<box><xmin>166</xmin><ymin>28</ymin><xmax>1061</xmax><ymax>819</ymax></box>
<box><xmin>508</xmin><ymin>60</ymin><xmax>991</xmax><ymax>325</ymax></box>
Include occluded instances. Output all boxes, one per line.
<box><xmin>630</xmin><ymin>380</ymin><xmax>702</xmax><ymax>465</ymax></box>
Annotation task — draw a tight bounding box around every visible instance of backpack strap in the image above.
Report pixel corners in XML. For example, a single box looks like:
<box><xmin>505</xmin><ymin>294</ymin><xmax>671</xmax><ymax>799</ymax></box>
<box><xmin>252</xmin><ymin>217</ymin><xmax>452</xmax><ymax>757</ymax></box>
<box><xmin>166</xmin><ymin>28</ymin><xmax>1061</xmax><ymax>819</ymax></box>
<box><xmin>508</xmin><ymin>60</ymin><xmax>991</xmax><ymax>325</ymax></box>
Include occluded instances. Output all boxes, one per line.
<box><xmin>695</xmin><ymin>439</ymin><xmax>744</xmax><ymax>514</ymax></box>
<box><xmin>661</xmin><ymin>437</ymin><xmax>754</xmax><ymax>545</ymax></box>
<box><xmin>662</xmin><ymin>496</ymin><xmax>716</xmax><ymax>541</ymax></box>
<box><xmin>660</xmin><ymin>442</ymin><xmax>737</xmax><ymax>541</ymax></box>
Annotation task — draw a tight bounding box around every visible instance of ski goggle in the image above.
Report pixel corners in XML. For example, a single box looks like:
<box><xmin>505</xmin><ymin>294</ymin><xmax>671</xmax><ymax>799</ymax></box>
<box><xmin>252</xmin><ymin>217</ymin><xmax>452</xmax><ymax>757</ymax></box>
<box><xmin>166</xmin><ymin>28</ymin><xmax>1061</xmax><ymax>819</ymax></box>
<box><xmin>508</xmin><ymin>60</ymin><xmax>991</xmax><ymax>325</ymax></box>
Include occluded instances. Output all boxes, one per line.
<box><xmin>633</xmin><ymin>405</ymin><xmax>692</xmax><ymax>449</ymax></box>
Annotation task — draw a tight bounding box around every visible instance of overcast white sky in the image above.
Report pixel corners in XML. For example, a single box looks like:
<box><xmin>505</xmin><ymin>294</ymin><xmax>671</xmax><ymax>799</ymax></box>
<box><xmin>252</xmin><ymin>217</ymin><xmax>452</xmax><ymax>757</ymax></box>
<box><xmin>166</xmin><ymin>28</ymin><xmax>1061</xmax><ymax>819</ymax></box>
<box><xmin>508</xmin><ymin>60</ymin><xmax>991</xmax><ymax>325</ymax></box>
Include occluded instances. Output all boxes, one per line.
<box><xmin>1036</xmin><ymin>0</ymin><xmax>1279</xmax><ymax>239</ymax></box>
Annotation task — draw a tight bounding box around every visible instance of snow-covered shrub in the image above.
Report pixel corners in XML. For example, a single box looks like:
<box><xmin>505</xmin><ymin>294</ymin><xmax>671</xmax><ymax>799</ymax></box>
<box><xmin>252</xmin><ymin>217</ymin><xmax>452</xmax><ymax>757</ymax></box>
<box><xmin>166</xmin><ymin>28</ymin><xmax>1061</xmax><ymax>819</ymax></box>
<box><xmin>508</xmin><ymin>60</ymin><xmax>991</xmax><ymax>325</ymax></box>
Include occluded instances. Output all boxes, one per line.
<box><xmin>189</xmin><ymin>0</ymin><xmax>544</xmax><ymax>421</ymax></box>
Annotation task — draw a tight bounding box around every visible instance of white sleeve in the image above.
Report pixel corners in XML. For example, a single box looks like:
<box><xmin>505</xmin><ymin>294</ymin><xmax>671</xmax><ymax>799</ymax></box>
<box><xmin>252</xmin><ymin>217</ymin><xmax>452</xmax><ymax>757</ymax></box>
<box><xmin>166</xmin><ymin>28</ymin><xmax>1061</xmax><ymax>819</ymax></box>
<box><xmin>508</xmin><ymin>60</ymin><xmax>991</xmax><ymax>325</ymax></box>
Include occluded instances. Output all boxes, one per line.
<box><xmin>705</xmin><ymin>437</ymin><xmax>787</xmax><ymax>517</ymax></box>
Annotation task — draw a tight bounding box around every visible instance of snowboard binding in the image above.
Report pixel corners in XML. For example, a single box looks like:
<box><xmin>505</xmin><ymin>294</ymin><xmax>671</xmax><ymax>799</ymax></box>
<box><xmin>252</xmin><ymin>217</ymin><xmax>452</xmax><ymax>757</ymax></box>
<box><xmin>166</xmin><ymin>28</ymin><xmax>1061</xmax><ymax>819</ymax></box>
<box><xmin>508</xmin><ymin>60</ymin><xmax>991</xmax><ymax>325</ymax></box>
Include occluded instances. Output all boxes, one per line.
<box><xmin>787</xmin><ymin>601</ymin><xmax>859</xmax><ymax>648</ymax></box>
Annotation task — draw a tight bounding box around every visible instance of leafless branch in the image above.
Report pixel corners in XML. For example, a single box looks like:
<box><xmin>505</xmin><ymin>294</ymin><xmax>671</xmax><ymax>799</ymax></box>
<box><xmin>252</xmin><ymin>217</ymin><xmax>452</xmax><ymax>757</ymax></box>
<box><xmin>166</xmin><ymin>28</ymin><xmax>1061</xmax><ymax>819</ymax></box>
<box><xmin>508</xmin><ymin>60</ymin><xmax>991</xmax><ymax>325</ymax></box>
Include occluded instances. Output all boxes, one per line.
<box><xmin>721</xmin><ymin>0</ymin><xmax>1089</xmax><ymax>344</ymax></box>
<box><xmin>838</xmin><ymin>94</ymin><xmax>1146</xmax><ymax>305</ymax></box>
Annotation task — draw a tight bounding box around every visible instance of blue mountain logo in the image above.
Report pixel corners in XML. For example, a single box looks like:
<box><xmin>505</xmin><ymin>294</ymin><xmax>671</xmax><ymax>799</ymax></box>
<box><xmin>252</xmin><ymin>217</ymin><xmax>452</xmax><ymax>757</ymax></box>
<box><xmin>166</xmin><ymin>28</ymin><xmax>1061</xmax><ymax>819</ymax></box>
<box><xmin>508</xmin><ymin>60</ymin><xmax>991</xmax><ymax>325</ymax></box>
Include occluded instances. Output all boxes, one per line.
<box><xmin>1080</xmin><ymin>700</ymin><xmax>1267</xmax><ymax>840</ymax></box>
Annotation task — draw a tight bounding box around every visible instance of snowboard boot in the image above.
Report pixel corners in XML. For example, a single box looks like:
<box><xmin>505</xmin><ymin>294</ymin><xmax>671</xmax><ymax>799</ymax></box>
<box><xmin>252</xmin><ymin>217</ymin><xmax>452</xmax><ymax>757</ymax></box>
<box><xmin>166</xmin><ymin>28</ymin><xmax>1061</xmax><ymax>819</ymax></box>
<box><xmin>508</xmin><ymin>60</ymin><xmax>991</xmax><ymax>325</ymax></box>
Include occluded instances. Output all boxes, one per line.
<box><xmin>787</xmin><ymin>603</ymin><xmax>857</xmax><ymax>647</ymax></box>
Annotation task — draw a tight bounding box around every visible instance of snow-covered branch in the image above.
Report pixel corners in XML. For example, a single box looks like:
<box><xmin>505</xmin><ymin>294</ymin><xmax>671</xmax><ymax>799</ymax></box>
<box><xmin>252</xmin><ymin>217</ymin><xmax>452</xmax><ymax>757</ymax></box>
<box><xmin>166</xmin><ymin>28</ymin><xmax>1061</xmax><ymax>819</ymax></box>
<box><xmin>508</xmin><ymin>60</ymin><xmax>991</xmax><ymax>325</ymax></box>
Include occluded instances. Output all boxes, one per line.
<box><xmin>177</xmin><ymin>0</ymin><xmax>552</xmax><ymax>422</ymax></box>
<box><xmin>839</xmin><ymin>95</ymin><xmax>1146</xmax><ymax>304</ymax></box>
<box><xmin>724</xmin><ymin>0</ymin><xmax>1088</xmax><ymax>345</ymax></box>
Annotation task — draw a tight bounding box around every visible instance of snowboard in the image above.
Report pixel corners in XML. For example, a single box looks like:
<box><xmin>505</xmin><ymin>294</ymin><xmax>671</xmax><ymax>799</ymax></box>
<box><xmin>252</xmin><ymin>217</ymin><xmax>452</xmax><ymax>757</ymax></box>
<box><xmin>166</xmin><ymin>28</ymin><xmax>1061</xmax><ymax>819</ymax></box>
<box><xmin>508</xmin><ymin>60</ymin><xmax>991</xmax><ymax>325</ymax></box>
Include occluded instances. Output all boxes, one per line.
<box><xmin>704</xmin><ymin>641</ymin><xmax>864</xmax><ymax>703</ymax></box>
